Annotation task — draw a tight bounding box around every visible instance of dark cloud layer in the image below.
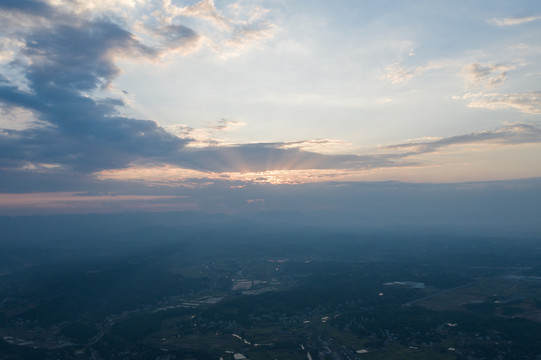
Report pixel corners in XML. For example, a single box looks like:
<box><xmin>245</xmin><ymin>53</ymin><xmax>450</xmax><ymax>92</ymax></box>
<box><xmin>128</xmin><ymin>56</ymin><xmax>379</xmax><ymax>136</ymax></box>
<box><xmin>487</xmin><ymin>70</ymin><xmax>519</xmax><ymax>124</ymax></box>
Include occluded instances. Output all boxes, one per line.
<box><xmin>0</xmin><ymin>0</ymin><xmax>53</xmax><ymax>16</ymax></box>
<box><xmin>174</xmin><ymin>143</ymin><xmax>400</xmax><ymax>172</ymax></box>
<box><xmin>0</xmin><ymin>5</ymin><xmax>188</xmax><ymax>173</ymax></box>
<box><xmin>382</xmin><ymin>124</ymin><xmax>541</xmax><ymax>154</ymax></box>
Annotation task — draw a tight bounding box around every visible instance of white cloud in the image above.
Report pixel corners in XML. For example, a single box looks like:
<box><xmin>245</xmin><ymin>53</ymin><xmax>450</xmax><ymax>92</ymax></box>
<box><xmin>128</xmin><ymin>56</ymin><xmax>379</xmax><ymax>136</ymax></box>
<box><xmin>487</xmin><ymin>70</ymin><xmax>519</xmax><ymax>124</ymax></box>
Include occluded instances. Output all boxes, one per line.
<box><xmin>463</xmin><ymin>63</ymin><xmax>515</xmax><ymax>89</ymax></box>
<box><xmin>46</xmin><ymin>0</ymin><xmax>146</xmax><ymax>20</ymax></box>
<box><xmin>0</xmin><ymin>38</ymin><xmax>24</xmax><ymax>63</ymax></box>
<box><xmin>488</xmin><ymin>15</ymin><xmax>541</xmax><ymax>27</ymax></box>
<box><xmin>149</xmin><ymin>0</ymin><xmax>276</xmax><ymax>57</ymax></box>
<box><xmin>166</xmin><ymin>0</ymin><xmax>231</xmax><ymax>31</ymax></box>
<box><xmin>278</xmin><ymin>139</ymin><xmax>352</xmax><ymax>154</ymax></box>
<box><xmin>385</xmin><ymin>63</ymin><xmax>415</xmax><ymax>84</ymax></box>
<box><xmin>211</xmin><ymin>119</ymin><xmax>244</xmax><ymax>131</ymax></box>
<box><xmin>385</xmin><ymin>59</ymin><xmax>455</xmax><ymax>84</ymax></box>
<box><xmin>0</xmin><ymin>106</ymin><xmax>45</xmax><ymax>131</ymax></box>
<box><xmin>225</xmin><ymin>21</ymin><xmax>275</xmax><ymax>46</ymax></box>
<box><xmin>165</xmin><ymin>119</ymin><xmax>245</xmax><ymax>148</ymax></box>
<box><xmin>459</xmin><ymin>92</ymin><xmax>541</xmax><ymax>114</ymax></box>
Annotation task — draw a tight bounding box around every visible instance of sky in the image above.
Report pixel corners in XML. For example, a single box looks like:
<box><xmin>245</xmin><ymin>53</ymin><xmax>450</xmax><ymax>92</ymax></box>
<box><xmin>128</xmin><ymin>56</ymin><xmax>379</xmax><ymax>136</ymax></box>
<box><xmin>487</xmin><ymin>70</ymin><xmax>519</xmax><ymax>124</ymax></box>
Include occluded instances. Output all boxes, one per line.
<box><xmin>0</xmin><ymin>0</ymin><xmax>540</xmax><ymax>216</ymax></box>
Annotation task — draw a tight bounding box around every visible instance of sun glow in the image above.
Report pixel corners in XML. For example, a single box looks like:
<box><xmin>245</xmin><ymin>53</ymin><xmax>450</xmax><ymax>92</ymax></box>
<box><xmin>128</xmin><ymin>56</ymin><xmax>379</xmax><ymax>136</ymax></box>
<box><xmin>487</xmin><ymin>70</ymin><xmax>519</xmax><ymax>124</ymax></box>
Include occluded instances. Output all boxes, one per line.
<box><xmin>95</xmin><ymin>165</ymin><xmax>371</xmax><ymax>185</ymax></box>
<box><xmin>94</xmin><ymin>141</ymin><xmax>541</xmax><ymax>186</ymax></box>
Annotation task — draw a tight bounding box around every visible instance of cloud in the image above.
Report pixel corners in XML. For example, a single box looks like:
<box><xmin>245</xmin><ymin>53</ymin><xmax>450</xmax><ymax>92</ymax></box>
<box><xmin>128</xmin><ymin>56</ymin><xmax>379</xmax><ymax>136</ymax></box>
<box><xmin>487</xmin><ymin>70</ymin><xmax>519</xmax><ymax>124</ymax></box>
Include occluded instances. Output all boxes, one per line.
<box><xmin>246</xmin><ymin>198</ymin><xmax>264</xmax><ymax>204</ymax></box>
<box><xmin>385</xmin><ymin>60</ymin><xmax>451</xmax><ymax>84</ymax></box>
<box><xmin>0</xmin><ymin>0</ymin><xmax>54</xmax><ymax>18</ymax></box>
<box><xmin>277</xmin><ymin>139</ymin><xmax>352</xmax><ymax>154</ymax></box>
<box><xmin>223</xmin><ymin>21</ymin><xmax>276</xmax><ymax>51</ymax></box>
<box><xmin>0</xmin><ymin>38</ymin><xmax>24</xmax><ymax>65</ymax></box>
<box><xmin>463</xmin><ymin>63</ymin><xmax>515</xmax><ymax>89</ymax></box>
<box><xmin>1</xmin><ymin>0</ymin><xmax>539</xmax><ymax>196</ymax></box>
<box><xmin>386</xmin><ymin>59</ymin><xmax>517</xmax><ymax>88</ymax></box>
<box><xmin>24</xmin><ymin>20</ymin><xmax>157</xmax><ymax>89</ymax></box>
<box><xmin>381</xmin><ymin>124</ymin><xmax>541</xmax><ymax>154</ymax></box>
<box><xmin>0</xmin><ymin>8</ymin><xmax>192</xmax><ymax>173</ymax></box>
<box><xmin>0</xmin><ymin>191</ymin><xmax>183</xmax><ymax>206</ymax></box>
<box><xmin>0</xmin><ymin>104</ymin><xmax>43</xmax><ymax>130</ymax></box>
<box><xmin>385</xmin><ymin>63</ymin><xmax>416</xmax><ymax>84</ymax></box>
<box><xmin>171</xmin><ymin>0</ymin><xmax>231</xmax><ymax>31</ymax></box>
<box><xmin>458</xmin><ymin>92</ymin><xmax>541</xmax><ymax>114</ymax></box>
<box><xmin>489</xmin><ymin>15</ymin><xmax>541</xmax><ymax>27</ymax></box>
<box><xmin>0</xmin><ymin>4</ymin><xmax>398</xmax><ymax>179</ymax></box>
<box><xmin>94</xmin><ymin>166</ymin><xmax>347</xmax><ymax>186</ymax></box>
<box><xmin>0</xmin><ymin>191</ymin><xmax>195</xmax><ymax>215</ymax></box>
<box><xmin>0</xmin><ymin>0</ymin><xmax>58</xmax><ymax>34</ymax></box>
<box><xmin>150</xmin><ymin>24</ymin><xmax>202</xmax><ymax>54</ymax></box>
<box><xmin>164</xmin><ymin>119</ymin><xmax>244</xmax><ymax>148</ymax></box>
<box><xmin>157</xmin><ymin>0</ymin><xmax>275</xmax><ymax>56</ymax></box>
<box><xmin>211</xmin><ymin>118</ymin><xmax>244</xmax><ymax>131</ymax></box>
<box><xmin>56</xmin><ymin>0</ymin><xmax>146</xmax><ymax>14</ymax></box>
<box><xmin>170</xmin><ymin>142</ymin><xmax>401</xmax><ymax>173</ymax></box>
